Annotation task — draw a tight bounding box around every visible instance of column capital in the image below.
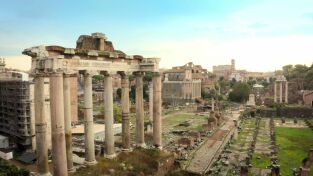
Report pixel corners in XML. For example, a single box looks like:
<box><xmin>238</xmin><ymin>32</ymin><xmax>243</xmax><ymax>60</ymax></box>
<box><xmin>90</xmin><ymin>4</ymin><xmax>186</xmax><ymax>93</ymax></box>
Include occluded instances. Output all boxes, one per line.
<box><xmin>118</xmin><ymin>71</ymin><xmax>132</xmax><ymax>78</ymax></box>
<box><xmin>100</xmin><ymin>70</ymin><xmax>116</xmax><ymax>76</ymax></box>
<box><xmin>152</xmin><ymin>72</ymin><xmax>162</xmax><ymax>77</ymax></box>
<box><xmin>79</xmin><ymin>70</ymin><xmax>97</xmax><ymax>76</ymax></box>
<box><xmin>133</xmin><ymin>71</ymin><xmax>144</xmax><ymax>76</ymax></box>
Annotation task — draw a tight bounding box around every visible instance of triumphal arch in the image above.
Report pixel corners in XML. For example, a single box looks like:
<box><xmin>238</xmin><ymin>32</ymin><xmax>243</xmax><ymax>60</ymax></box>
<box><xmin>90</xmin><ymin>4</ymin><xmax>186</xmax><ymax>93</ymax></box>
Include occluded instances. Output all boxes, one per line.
<box><xmin>23</xmin><ymin>33</ymin><xmax>162</xmax><ymax>176</ymax></box>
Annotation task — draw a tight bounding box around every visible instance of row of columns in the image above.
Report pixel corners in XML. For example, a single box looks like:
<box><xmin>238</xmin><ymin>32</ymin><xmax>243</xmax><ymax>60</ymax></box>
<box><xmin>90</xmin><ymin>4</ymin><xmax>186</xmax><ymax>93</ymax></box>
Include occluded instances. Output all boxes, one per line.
<box><xmin>34</xmin><ymin>71</ymin><xmax>162</xmax><ymax>176</ymax></box>
<box><xmin>182</xmin><ymin>81</ymin><xmax>201</xmax><ymax>100</ymax></box>
<box><xmin>274</xmin><ymin>81</ymin><xmax>288</xmax><ymax>103</ymax></box>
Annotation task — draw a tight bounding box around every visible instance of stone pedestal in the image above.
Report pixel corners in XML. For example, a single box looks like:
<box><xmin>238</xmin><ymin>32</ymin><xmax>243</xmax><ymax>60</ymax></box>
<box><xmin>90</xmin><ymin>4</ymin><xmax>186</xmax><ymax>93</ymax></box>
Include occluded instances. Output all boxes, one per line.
<box><xmin>135</xmin><ymin>72</ymin><xmax>145</xmax><ymax>147</ymax></box>
<box><xmin>63</xmin><ymin>74</ymin><xmax>75</xmax><ymax>172</ymax></box>
<box><xmin>240</xmin><ymin>165</ymin><xmax>249</xmax><ymax>176</ymax></box>
<box><xmin>34</xmin><ymin>76</ymin><xmax>51</xmax><ymax>176</ymax></box>
<box><xmin>50</xmin><ymin>73</ymin><xmax>68</xmax><ymax>176</ymax></box>
<box><xmin>121</xmin><ymin>74</ymin><xmax>130</xmax><ymax>151</ymax></box>
<box><xmin>153</xmin><ymin>73</ymin><xmax>162</xmax><ymax>148</ymax></box>
<box><xmin>83</xmin><ymin>72</ymin><xmax>97</xmax><ymax>165</ymax></box>
<box><xmin>103</xmin><ymin>74</ymin><xmax>115</xmax><ymax>158</ymax></box>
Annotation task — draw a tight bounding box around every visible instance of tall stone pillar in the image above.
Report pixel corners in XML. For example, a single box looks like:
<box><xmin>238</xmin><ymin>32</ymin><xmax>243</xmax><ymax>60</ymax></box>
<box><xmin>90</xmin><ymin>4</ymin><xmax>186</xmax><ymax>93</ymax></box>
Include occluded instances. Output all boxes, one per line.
<box><xmin>274</xmin><ymin>82</ymin><xmax>277</xmax><ymax>103</ymax></box>
<box><xmin>153</xmin><ymin>73</ymin><xmax>162</xmax><ymax>148</ymax></box>
<box><xmin>83</xmin><ymin>71</ymin><xmax>97</xmax><ymax>165</ymax></box>
<box><xmin>103</xmin><ymin>73</ymin><xmax>115</xmax><ymax>158</ymax></box>
<box><xmin>279</xmin><ymin>82</ymin><xmax>283</xmax><ymax>103</ymax></box>
<box><xmin>49</xmin><ymin>73</ymin><xmax>68</xmax><ymax>176</ymax></box>
<box><xmin>121</xmin><ymin>74</ymin><xmax>130</xmax><ymax>151</ymax></box>
<box><xmin>285</xmin><ymin>82</ymin><xmax>288</xmax><ymax>103</ymax></box>
<box><xmin>63</xmin><ymin>74</ymin><xmax>75</xmax><ymax>172</ymax></box>
<box><xmin>135</xmin><ymin>72</ymin><xmax>145</xmax><ymax>147</ymax></box>
<box><xmin>148</xmin><ymin>82</ymin><xmax>153</xmax><ymax>133</ymax></box>
<box><xmin>34</xmin><ymin>75</ymin><xmax>51</xmax><ymax>176</ymax></box>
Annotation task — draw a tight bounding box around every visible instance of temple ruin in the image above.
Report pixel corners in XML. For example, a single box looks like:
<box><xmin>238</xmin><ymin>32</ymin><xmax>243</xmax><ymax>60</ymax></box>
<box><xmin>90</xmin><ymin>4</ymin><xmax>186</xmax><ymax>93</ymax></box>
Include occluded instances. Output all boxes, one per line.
<box><xmin>23</xmin><ymin>32</ymin><xmax>162</xmax><ymax>176</ymax></box>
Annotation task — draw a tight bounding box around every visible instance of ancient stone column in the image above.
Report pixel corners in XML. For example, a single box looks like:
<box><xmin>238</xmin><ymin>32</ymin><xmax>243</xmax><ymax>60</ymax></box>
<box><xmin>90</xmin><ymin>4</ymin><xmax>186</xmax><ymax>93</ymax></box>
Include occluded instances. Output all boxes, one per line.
<box><xmin>153</xmin><ymin>73</ymin><xmax>162</xmax><ymax>148</ymax></box>
<box><xmin>83</xmin><ymin>71</ymin><xmax>97</xmax><ymax>165</ymax></box>
<box><xmin>285</xmin><ymin>82</ymin><xmax>288</xmax><ymax>103</ymax></box>
<box><xmin>211</xmin><ymin>98</ymin><xmax>215</xmax><ymax>111</ymax></box>
<box><xmin>148</xmin><ymin>82</ymin><xmax>153</xmax><ymax>133</ymax></box>
<box><xmin>279</xmin><ymin>82</ymin><xmax>283</xmax><ymax>103</ymax></box>
<box><xmin>135</xmin><ymin>72</ymin><xmax>145</xmax><ymax>147</ymax></box>
<box><xmin>63</xmin><ymin>74</ymin><xmax>75</xmax><ymax>172</ymax></box>
<box><xmin>121</xmin><ymin>74</ymin><xmax>130</xmax><ymax>151</ymax></box>
<box><xmin>274</xmin><ymin>82</ymin><xmax>277</xmax><ymax>103</ymax></box>
<box><xmin>103</xmin><ymin>73</ymin><xmax>115</xmax><ymax>158</ymax></box>
<box><xmin>34</xmin><ymin>75</ymin><xmax>51</xmax><ymax>176</ymax></box>
<box><xmin>49</xmin><ymin>73</ymin><xmax>68</xmax><ymax>176</ymax></box>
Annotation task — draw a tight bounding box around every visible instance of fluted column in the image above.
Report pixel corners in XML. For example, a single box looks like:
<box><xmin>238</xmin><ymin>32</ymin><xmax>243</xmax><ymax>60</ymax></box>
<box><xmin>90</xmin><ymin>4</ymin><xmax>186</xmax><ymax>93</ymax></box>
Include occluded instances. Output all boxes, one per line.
<box><xmin>285</xmin><ymin>82</ymin><xmax>288</xmax><ymax>103</ymax></box>
<box><xmin>50</xmin><ymin>73</ymin><xmax>68</xmax><ymax>176</ymax></box>
<box><xmin>103</xmin><ymin>73</ymin><xmax>115</xmax><ymax>158</ymax></box>
<box><xmin>274</xmin><ymin>82</ymin><xmax>277</xmax><ymax>103</ymax></box>
<box><xmin>63</xmin><ymin>74</ymin><xmax>75</xmax><ymax>172</ymax></box>
<box><xmin>121</xmin><ymin>74</ymin><xmax>130</xmax><ymax>151</ymax></box>
<box><xmin>34</xmin><ymin>75</ymin><xmax>51</xmax><ymax>176</ymax></box>
<box><xmin>83</xmin><ymin>71</ymin><xmax>96</xmax><ymax>165</ymax></box>
<box><xmin>135</xmin><ymin>72</ymin><xmax>145</xmax><ymax>147</ymax></box>
<box><xmin>279</xmin><ymin>82</ymin><xmax>283</xmax><ymax>103</ymax></box>
<box><xmin>153</xmin><ymin>73</ymin><xmax>162</xmax><ymax>148</ymax></box>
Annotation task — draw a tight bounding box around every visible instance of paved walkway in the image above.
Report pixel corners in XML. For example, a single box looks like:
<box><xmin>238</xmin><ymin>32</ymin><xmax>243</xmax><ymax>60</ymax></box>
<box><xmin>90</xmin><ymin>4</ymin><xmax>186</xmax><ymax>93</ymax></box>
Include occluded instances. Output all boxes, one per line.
<box><xmin>185</xmin><ymin>110</ymin><xmax>240</xmax><ymax>174</ymax></box>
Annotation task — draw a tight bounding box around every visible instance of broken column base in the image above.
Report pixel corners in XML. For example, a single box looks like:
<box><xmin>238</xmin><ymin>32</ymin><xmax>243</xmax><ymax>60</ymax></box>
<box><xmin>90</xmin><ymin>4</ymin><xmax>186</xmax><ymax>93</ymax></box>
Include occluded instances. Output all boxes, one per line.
<box><xmin>300</xmin><ymin>167</ymin><xmax>310</xmax><ymax>176</ymax></box>
<box><xmin>136</xmin><ymin>143</ymin><xmax>146</xmax><ymax>148</ymax></box>
<box><xmin>68</xmin><ymin>167</ymin><xmax>76</xmax><ymax>173</ymax></box>
<box><xmin>84</xmin><ymin>160</ymin><xmax>97</xmax><ymax>166</ymax></box>
<box><xmin>104</xmin><ymin>153</ymin><xmax>117</xmax><ymax>159</ymax></box>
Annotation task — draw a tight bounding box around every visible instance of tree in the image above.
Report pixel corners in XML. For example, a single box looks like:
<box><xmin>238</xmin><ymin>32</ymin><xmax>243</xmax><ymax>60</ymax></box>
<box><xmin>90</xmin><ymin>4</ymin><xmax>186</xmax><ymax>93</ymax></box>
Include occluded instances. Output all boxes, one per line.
<box><xmin>228</xmin><ymin>82</ymin><xmax>251</xmax><ymax>102</ymax></box>
<box><xmin>304</xmin><ymin>67</ymin><xmax>313</xmax><ymax>90</ymax></box>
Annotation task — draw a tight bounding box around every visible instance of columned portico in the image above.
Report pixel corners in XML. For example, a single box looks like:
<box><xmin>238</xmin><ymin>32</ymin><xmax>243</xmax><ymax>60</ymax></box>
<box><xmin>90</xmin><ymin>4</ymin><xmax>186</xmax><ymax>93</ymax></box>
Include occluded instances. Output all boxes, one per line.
<box><xmin>34</xmin><ymin>75</ymin><xmax>51</xmax><ymax>176</ymax></box>
<box><xmin>285</xmin><ymin>82</ymin><xmax>288</xmax><ymax>103</ymax></box>
<box><xmin>23</xmin><ymin>33</ymin><xmax>162</xmax><ymax>173</ymax></box>
<box><xmin>103</xmin><ymin>72</ymin><xmax>116</xmax><ymax>158</ymax></box>
<box><xmin>83</xmin><ymin>71</ymin><xmax>97</xmax><ymax>165</ymax></box>
<box><xmin>135</xmin><ymin>72</ymin><xmax>145</xmax><ymax>147</ymax></box>
<box><xmin>153</xmin><ymin>73</ymin><xmax>162</xmax><ymax>148</ymax></box>
<box><xmin>49</xmin><ymin>73</ymin><xmax>68</xmax><ymax>176</ymax></box>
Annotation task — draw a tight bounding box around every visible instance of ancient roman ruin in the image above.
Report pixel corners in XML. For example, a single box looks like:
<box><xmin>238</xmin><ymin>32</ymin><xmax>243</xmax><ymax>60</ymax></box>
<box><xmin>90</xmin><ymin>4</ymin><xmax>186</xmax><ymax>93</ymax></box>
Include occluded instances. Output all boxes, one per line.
<box><xmin>23</xmin><ymin>33</ymin><xmax>162</xmax><ymax>176</ymax></box>
<box><xmin>274</xmin><ymin>75</ymin><xmax>288</xmax><ymax>103</ymax></box>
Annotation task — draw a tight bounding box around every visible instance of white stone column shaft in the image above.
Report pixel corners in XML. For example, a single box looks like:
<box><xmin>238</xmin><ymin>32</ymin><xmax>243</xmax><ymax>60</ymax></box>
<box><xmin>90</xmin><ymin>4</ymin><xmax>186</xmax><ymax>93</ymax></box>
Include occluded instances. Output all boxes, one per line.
<box><xmin>104</xmin><ymin>74</ymin><xmax>115</xmax><ymax>158</ymax></box>
<box><xmin>83</xmin><ymin>72</ymin><xmax>96</xmax><ymax>164</ymax></box>
<box><xmin>153</xmin><ymin>73</ymin><xmax>162</xmax><ymax>148</ymax></box>
<box><xmin>121</xmin><ymin>74</ymin><xmax>130</xmax><ymax>150</ymax></box>
<box><xmin>148</xmin><ymin>82</ymin><xmax>153</xmax><ymax>132</ymax></box>
<box><xmin>274</xmin><ymin>82</ymin><xmax>277</xmax><ymax>102</ymax></box>
<box><xmin>135</xmin><ymin>72</ymin><xmax>145</xmax><ymax>147</ymax></box>
<box><xmin>279</xmin><ymin>82</ymin><xmax>283</xmax><ymax>103</ymax></box>
<box><xmin>50</xmin><ymin>73</ymin><xmax>68</xmax><ymax>176</ymax></box>
<box><xmin>34</xmin><ymin>75</ymin><xmax>51</xmax><ymax>176</ymax></box>
<box><xmin>63</xmin><ymin>74</ymin><xmax>75</xmax><ymax>172</ymax></box>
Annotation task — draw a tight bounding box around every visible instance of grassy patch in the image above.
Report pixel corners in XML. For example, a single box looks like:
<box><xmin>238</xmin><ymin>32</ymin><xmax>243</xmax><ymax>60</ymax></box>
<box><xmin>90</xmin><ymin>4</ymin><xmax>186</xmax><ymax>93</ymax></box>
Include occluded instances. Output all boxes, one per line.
<box><xmin>252</xmin><ymin>153</ymin><xmax>270</xmax><ymax>168</ymax></box>
<box><xmin>276</xmin><ymin>127</ymin><xmax>313</xmax><ymax>176</ymax></box>
<box><xmin>72</xmin><ymin>148</ymin><xmax>172</xmax><ymax>176</ymax></box>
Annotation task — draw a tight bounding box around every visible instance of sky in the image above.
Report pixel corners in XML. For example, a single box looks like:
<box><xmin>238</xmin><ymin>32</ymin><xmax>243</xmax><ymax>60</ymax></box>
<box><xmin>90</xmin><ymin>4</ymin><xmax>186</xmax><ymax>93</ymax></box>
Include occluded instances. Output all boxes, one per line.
<box><xmin>1</xmin><ymin>0</ymin><xmax>313</xmax><ymax>72</ymax></box>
